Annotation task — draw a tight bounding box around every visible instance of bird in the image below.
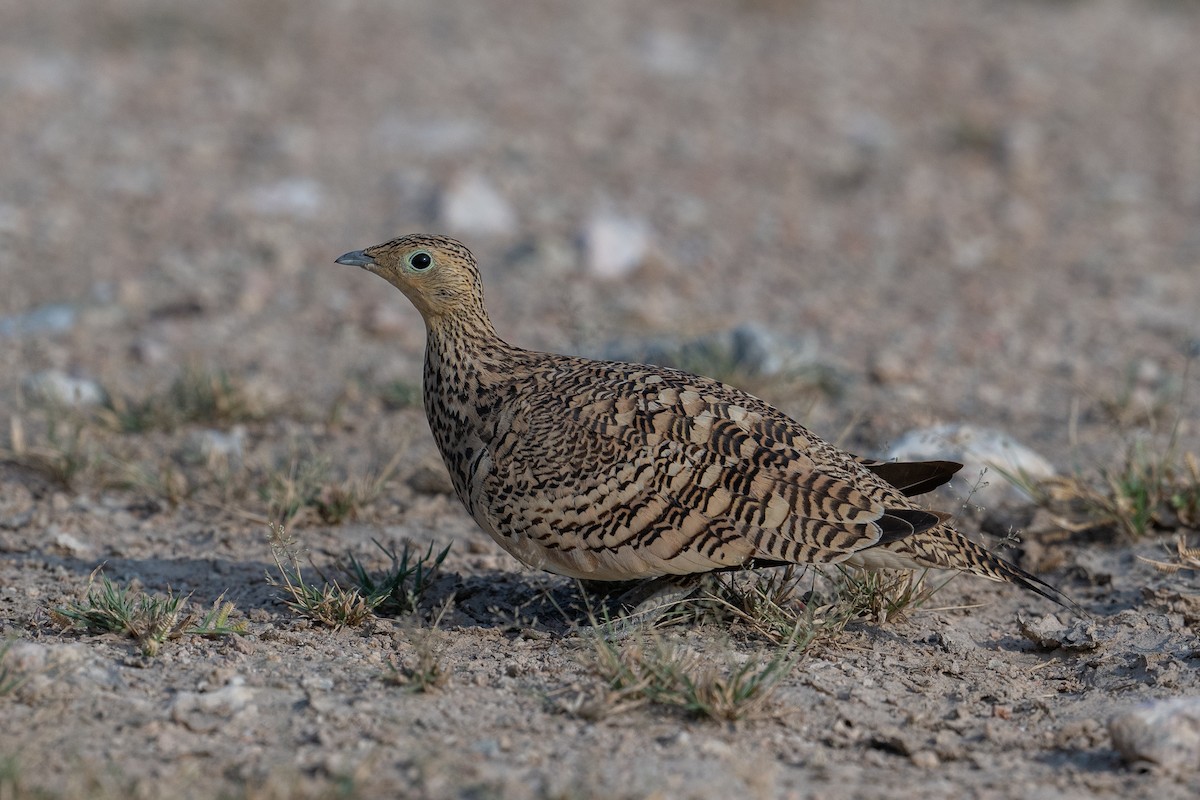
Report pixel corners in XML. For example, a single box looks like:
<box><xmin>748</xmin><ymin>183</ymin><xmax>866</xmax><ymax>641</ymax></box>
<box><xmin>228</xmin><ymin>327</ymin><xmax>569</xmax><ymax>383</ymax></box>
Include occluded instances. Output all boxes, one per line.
<box><xmin>335</xmin><ymin>233</ymin><xmax>1071</xmax><ymax>616</ymax></box>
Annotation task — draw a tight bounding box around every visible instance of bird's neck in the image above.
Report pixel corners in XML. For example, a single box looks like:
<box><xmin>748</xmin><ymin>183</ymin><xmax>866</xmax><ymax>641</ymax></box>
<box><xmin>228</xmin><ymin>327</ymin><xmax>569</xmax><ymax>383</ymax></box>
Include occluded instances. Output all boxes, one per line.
<box><xmin>422</xmin><ymin>311</ymin><xmax>512</xmax><ymax>389</ymax></box>
<box><xmin>421</xmin><ymin>312</ymin><xmax>519</xmax><ymax>483</ymax></box>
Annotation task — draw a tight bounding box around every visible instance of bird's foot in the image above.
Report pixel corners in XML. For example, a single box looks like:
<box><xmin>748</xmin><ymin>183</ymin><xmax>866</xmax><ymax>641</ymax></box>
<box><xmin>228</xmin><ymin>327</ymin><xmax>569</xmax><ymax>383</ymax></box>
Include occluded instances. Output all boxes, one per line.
<box><xmin>582</xmin><ymin>575</ymin><xmax>704</xmax><ymax>639</ymax></box>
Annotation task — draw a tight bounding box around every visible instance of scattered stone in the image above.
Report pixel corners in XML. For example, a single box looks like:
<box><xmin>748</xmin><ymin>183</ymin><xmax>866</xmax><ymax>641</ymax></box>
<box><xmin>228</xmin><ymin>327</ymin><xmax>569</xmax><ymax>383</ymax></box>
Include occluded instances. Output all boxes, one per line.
<box><xmin>817</xmin><ymin>111</ymin><xmax>895</xmax><ymax>190</ymax></box>
<box><xmin>583</xmin><ymin>212</ymin><xmax>650</xmax><ymax>279</ymax></box>
<box><xmin>1140</xmin><ymin>588</ymin><xmax>1200</xmax><ymax>626</ymax></box>
<box><xmin>640</xmin><ymin>29</ymin><xmax>703</xmax><ymax>77</ymax></box>
<box><xmin>3</xmin><ymin>640</ymin><xmax>123</xmax><ymax>701</ymax></box>
<box><xmin>869</xmin><ymin>350</ymin><xmax>911</xmax><ymax>385</ymax></box>
<box><xmin>1016</xmin><ymin>613</ymin><xmax>1099</xmax><ymax>651</ymax></box>
<box><xmin>885</xmin><ymin>424</ymin><xmax>1056</xmax><ymax>508</ymax></box>
<box><xmin>0</xmin><ymin>483</ymin><xmax>35</xmax><ymax>530</ymax></box>
<box><xmin>21</xmin><ymin>370</ymin><xmax>107</xmax><ymax>407</ymax></box>
<box><xmin>51</xmin><ymin>529</ymin><xmax>93</xmax><ymax>557</ymax></box>
<box><xmin>1109</xmin><ymin>696</ymin><xmax>1200</xmax><ymax>775</ymax></box>
<box><xmin>182</xmin><ymin>427</ymin><xmax>246</xmax><ymax>469</ymax></box>
<box><xmin>170</xmin><ymin>676</ymin><xmax>256</xmax><ymax>734</ymax></box>
<box><xmin>409</xmin><ymin>460</ymin><xmax>455</xmax><ymax>496</ymax></box>
<box><xmin>0</xmin><ymin>304</ymin><xmax>77</xmax><ymax>338</ymax></box>
<box><xmin>597</xmin><ymin>324</ymin><xmax>820</xmax><ymax>380</ymax></box>
<box><xmin>438</xmin><ymin>172</ymin><xmax>517</xmax><ymax>237</ymax></box>
<box><xmin>129</xmin><ymin>337</ymin><xmax>169</xmax><ymax>365</ymax></box>
<box><xmin>375</xmin><ymin>114</ymin><xmax>482</xmax><ymax>155</ymax></box>
<box><xmin>932</xmin><ymin>629</ymin><xmax>975</xmax><ymax>656</ymax></box>
<box><xmin>238</xmin><ymin>178</ymin><xmax>324</xmax><ymax>219</ymax></box>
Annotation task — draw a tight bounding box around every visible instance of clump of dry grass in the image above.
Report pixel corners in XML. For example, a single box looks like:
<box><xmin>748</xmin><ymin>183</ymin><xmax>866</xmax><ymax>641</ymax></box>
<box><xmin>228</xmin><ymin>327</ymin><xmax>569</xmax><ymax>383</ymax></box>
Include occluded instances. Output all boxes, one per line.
<box><xmin>341</xmin><ymin>540</ymin><xmax>451</xmax><ymax>617</ymax></box>
<box><xmin>1018</xmin><ymin>443</ymin><xmax>1200</xmax><ymax>540</ymax></box>
<box><xmin>51</xmin><ymin>569</ymin><xmax>246</xmax><ymax>657</ymax></box>
<box><xmin>261</xmin><ymin>447</ymin><xmax>403</xmax><ymax>527</ymax></box>
<box><xmin>1011</xmin><ymin>357</ymin><xmax>1200</xmax><ymax>540</ymax></box>
<box><xmin>384</xmin><ymin>607</ymin><xmax>453</xmax><ymax>693</ymax></box>
<box><xmin>691</xmin><ymin>562</ymin><xmax>946</xmax><ymax>647</ymax></box>
<box><xmin>1137</xmin><ymin>536</ymin><xmax>1200</xmax><ymax>574</ymax></box>
<box><xmin>4</xmin><ymin>409</ymin><xmax>98</xmax><ymax>489</ymax></box>
<box><xmin>266</xmin><ymin>525</ymin><xmax>449</xmax><ymax>628</ymax></box>
<box><xmin>102</xmin><ymin>366</ymin><xmax>264</xmax><ymax>433</ymax></box>
<box><xmin>266</xmin><ymin>524</ymin><xmax>381</xmax><ymax>628</ymax></box>
<box><xmin>572</xmin><ymin>632</ymin><xmax>799</xmax><ymax>722</ymax></box>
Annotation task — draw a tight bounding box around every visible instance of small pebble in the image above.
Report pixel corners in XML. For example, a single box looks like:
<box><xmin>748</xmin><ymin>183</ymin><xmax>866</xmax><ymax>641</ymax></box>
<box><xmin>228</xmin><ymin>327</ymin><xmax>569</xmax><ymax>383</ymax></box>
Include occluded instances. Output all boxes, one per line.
<box><xmin>0</xmin><ymin>304</ymin><xmax>77</xmax><ymax>338</ymax></box>
<box><xmin>1109</xmin><ymin>696</ymin><xmax>1200</xmax><ymax>775</ymax></box>
<box><xmin>439</xmin><ymin>172</ymin><xmax>517</xmax><ymax>237</ymax></box>
<box><xmin>22</xmin><ymin>370</ymin><xmax>106</xmax><ymax>407</ymax></box>
<box><xmin>583</xmin><ymin>211</ymin><xmax>650</xmax><ymax>279</ymax></box>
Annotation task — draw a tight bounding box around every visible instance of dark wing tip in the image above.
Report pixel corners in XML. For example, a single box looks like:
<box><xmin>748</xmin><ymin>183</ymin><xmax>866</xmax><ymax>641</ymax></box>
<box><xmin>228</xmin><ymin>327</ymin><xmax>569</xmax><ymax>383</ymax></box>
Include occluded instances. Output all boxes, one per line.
<box><xmin>861</xmin><ymin>459</ymin><xmax>964</xmax><ymax>497</ymax></box>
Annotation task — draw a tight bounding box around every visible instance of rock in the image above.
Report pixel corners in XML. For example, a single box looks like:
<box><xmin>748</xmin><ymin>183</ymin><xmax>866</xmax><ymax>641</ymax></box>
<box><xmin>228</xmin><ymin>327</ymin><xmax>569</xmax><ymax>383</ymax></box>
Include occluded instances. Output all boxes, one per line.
<box><xmin>640</xmin><ymin>29</ymin><xmax>703</xmax><ymax>77</ymax></box>
<box><xmin>438</xmin><ymin>172</ymin><xmax>517</xmax><ymax>237</ymax></box>
<box><xmin>183</xmin><ymin>427</ymin><xmax>245</xmax><ymax>469</ymax></box>
<box><xmin>170</xmin><ymin>676</ymin><xmax>256</xmax><ymax>734</ymax></box>
<box><xmin>22</xmin><ymin>370</ymin><xmax>107</xmax><ymax>407</ymax></box>
<box><xmin>885</xmin><ymin>424</ymin><xmax>1056</xmax><ymax>508</ymax></box>
<box><xmin>869</xmin><ymin>350</ymin><xmax>911</xmax><ymax>385</ymax></box>
<box><xmin>583</xmin><ymin>212</ymin><xmax>650</xmax><ymax>279</ymax></box>
<box><xmin>375</xmin><ymin>114</ymin><xmax>482</xmax><ymax>155</ymax></box>
<box><xmin>51</xmin><ymin>529</ymin><xmax>93</xmax><ymax>557</ymax></box>
<box><xmin>597</xmin><ymin>324</ymin><xmax>820</xmax><ymax>380</ymax></box>
<box><xmin>1016</xmin><ymin>613</ymin><xmax>1099</xmax><ymax>651</ymax></box>
<box><xmin>238</xmin><ymin>178</ymin><xmax>324</xmax><ymax>219</ymax></box>
<box><xmin>129</xmin><ymin>337</ymin><xmax>169</xmax><ymax>365</ymax></box>
<box><xmin>0</xmin><ymin>484</ymin><xmax>34</xmax><ymax>530</ymax></box>
<box><xmin>0</xmin><ymin>304</ymin><xmax>77</xmax><ymax>338</ymax></box>
<box><xmin>1109</xmin><ymin>696</ymin><xmax>1200</xmax><ymax>775</ymax></box>
<box><xmin>3</xmin><ymin>640</ymin><xmax>123</xmax><ymax>701</ymax></box>
<box><xmin>409</xmin><ymin>460</ymin><xmax>455</xmax><ymax>495</ymax></box>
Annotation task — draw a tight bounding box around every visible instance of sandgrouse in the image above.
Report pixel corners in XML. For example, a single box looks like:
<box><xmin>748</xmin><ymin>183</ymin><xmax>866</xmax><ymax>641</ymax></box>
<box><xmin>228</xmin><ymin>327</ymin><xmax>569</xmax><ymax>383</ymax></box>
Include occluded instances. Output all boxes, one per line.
<box><xmin>336</xmin><ymin>234</ymin><xmax>1068</xmax><ymax>609</ymax></box>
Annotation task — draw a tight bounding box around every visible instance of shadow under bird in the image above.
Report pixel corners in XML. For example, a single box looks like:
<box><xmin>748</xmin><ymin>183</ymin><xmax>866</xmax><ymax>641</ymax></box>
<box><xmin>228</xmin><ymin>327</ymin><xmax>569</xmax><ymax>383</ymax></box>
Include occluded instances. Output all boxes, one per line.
<box><xmin>336</xmin><ymin>234</ymin><xmax>1071</xmax><ymax>613</ymax></box>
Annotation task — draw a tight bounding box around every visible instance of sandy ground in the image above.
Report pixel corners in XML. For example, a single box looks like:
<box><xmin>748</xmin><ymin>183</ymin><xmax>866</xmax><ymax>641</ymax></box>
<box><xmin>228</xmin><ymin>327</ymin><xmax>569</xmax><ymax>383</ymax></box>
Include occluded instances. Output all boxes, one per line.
<box><xmin>2</xmin><ymin>1</ymin><xmax>1200</xmax><ymax>797</ymax></box>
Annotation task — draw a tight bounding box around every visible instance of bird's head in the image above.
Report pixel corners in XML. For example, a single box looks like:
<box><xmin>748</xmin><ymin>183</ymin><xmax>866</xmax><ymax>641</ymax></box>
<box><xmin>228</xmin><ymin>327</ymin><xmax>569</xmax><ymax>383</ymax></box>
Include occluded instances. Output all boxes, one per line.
<box><xmin>336</xmin><ymin>234</ymin><xmax>487</xmax><ymax>324</ymax></box>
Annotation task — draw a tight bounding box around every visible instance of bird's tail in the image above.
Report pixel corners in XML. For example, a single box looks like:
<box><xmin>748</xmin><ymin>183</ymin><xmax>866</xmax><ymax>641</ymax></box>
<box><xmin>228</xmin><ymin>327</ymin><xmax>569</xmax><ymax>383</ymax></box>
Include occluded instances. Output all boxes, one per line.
<box><xmin>876</xmin><ymin>525</ymin><xmax>1079</xmax><ymax>612</ymax></box>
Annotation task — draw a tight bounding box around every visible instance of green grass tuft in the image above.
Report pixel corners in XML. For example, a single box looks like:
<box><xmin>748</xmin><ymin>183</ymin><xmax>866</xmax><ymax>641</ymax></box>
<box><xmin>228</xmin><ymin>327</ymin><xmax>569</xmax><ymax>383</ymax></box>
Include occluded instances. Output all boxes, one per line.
<box><xmin>52</xmin><ymin>570</ymin><xmax>247</xmax><ymax>657</ymax></box>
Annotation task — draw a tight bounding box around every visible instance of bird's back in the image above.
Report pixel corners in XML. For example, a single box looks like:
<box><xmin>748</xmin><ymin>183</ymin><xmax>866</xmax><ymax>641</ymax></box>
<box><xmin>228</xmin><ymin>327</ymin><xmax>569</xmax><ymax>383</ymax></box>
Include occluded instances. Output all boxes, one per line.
<box><xmin>444</xmin><ymin>349</ymin><xmax>943</xmax><ymax>581</ymax></box>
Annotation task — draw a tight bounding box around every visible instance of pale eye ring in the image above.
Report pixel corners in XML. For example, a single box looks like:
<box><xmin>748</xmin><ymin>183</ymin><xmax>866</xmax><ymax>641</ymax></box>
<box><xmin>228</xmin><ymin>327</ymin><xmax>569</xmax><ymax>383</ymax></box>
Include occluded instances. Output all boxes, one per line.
<box><xmin>409</xmin><ymin>251</ymin><xmax>432</xmax><ymax>271</ymax></box>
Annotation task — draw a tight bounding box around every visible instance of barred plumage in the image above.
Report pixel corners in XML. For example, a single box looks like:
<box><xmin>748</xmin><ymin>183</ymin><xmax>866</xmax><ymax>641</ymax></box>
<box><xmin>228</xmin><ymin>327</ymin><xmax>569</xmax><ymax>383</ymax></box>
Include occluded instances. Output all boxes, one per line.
<box><xmin>336</xmin><ymin>234</ymin><xmax>1069</xmax><ymax>607</ymax></box>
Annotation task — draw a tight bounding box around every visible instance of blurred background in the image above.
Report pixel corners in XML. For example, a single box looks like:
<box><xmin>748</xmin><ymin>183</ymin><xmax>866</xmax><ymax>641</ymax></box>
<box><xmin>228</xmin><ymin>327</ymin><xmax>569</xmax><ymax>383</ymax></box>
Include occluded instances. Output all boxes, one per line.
<box><xmin>3</xmin><ymin>0</ymin><xmax>1198</xmax><ymax>455</ymax></box>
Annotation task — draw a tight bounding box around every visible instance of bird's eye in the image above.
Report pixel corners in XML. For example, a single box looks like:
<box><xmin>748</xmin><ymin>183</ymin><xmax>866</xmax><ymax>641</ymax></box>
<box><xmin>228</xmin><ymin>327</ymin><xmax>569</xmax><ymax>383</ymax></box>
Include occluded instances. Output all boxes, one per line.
<box><xmin>409</xmin><ymin>251</ymin><xmax>433</xmax><ymax>271</ymax></box>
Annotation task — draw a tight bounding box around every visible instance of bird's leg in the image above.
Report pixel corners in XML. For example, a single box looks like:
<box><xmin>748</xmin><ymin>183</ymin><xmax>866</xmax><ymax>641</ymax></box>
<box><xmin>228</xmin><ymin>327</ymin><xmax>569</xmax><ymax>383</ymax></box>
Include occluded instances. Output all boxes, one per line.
<box><xmin>582</xmin><ymin>575</ymin><xmax>704</xmax><ymax>639</ymax></box>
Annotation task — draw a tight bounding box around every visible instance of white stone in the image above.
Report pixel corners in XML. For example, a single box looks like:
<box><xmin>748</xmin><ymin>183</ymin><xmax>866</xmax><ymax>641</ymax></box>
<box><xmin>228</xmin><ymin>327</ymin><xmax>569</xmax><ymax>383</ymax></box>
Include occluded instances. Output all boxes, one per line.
<box><xmin>583</xmin><ymin>212</ymin><xmax>651</xmax><ymax>280</ymax></box>
<box><xmin>1110</xmin><ymin>696</ymin><xmax>1200</xmax><ymax>775</ymax></box>
<box><xmin>438</xmin><ymin>172</ymin><xmax>517</xmax><ymax>237</ymax></box>
<box><xmin>184</xmin><ymin>427</ymin><xmax>245</xmax><ymax>469</ymax></box>
<box><xmin>885</xmin><ymin>424</ymin><xmax>1056</xmax><ymax>508</ymax></box>
<box><xmin>240</xmin><ymin>178</ymin><xmax>324</xmax><ymax>219</ymax></box>
<box><xmin>375</xmin><ymin>114</ymin><xmax>483</xmax><ymax>155</ymax></box>
<box><xmin>22</xmin><ymin>370</ymin><xmax>106</xmax><ymax>408</ymax></box>
<box><xmin>641</xmin><ymin>30</ymin><xmax>703</xmax><ymax>77</ymax></box>
<box><xmin>171</xmin><ymin>676</ymin><xmax>256</xmax><ymax>733</ymax></box>
<box><xmin>0</xmin><ymin>305</ymin><xmax>76</xmax><ymax>338</ymax></box>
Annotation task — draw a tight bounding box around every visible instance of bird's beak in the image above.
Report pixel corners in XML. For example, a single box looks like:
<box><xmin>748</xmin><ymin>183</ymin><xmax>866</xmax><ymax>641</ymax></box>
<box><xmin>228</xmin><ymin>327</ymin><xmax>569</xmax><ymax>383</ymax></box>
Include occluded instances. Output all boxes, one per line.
<box><xmin>335</xmin><ymin>250</ymin><xmax>376</xmax><ymax>268</ymax></box>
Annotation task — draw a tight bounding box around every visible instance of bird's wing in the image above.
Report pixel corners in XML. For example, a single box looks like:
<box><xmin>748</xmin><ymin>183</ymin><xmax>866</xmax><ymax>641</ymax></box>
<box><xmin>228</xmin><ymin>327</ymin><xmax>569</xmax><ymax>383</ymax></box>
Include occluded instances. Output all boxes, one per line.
<box><xmin>480</xmin><ymin>361</ymin><xmax>939</xmax><ymax>573</ymax></box>
<box><xmin>853</xmin><ymin>458</ymin><xmax>963</xmax><ymax>497</ymax></box>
